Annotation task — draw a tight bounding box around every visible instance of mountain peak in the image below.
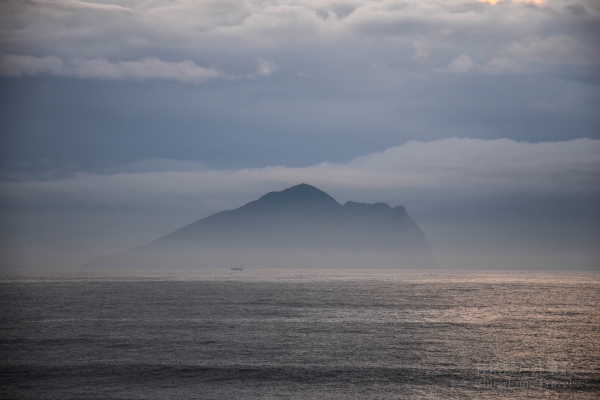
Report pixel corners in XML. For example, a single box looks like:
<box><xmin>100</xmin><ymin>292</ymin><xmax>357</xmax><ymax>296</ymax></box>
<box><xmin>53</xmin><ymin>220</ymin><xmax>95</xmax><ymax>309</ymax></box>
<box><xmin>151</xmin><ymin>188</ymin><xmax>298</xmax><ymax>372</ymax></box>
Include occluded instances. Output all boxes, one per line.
<box><xmin>247</xmin><ymin>183</ymin><xmax>340</xmax><ymax>211</ymax></box>
<box><xmin>278</xmin><ymin>183</ymin><xmax>337</xmax><ymax>201</ymax></box>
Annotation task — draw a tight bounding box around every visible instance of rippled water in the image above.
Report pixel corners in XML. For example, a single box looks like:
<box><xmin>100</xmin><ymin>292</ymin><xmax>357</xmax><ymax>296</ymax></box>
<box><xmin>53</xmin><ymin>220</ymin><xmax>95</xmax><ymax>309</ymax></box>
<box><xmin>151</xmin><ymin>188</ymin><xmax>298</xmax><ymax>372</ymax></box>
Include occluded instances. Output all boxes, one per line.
<box><xmin>1</xmin><ymin>270</ymin><xmax>599</xmax><ymax>399</ymax></box>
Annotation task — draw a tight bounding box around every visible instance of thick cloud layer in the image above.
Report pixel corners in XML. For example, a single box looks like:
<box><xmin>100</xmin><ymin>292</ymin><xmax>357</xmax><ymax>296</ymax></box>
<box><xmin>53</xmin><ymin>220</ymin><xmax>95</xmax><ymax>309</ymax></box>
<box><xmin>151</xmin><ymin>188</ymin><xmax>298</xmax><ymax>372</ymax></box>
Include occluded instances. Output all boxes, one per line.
<box><xmin>1</xmin><ymin>0</ymin><xmax>598</xmax><ymax>79</ymax></box>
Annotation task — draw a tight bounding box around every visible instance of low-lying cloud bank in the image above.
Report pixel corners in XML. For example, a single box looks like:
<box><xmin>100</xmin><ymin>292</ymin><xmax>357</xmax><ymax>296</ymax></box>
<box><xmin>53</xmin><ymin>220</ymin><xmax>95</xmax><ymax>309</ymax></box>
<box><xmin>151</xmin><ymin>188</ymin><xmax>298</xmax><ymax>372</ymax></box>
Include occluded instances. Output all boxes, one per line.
<box><xmin>3</xmin><ymin>137</ymin><xmax>598</xmax><ymax>212</ymax></box>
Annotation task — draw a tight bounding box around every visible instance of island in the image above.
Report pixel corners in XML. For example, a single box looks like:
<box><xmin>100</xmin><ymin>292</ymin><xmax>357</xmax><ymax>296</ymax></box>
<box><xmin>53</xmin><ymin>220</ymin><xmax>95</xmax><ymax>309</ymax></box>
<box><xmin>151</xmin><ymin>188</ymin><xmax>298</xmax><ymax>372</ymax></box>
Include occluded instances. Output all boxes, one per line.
<box><xmin>85</xmin><ymin>184</ymin><xmax>438</xmax><ymax>269</ymax></box>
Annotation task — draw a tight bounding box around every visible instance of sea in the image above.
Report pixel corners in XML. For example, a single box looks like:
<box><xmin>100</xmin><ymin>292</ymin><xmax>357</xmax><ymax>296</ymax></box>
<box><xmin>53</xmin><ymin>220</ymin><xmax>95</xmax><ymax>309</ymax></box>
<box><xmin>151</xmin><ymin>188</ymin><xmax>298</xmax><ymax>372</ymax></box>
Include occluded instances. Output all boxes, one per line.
<box><xmin>1</xmin><ymin>269</ymin><xmax>598</xmax><ymax>399</ymax></box>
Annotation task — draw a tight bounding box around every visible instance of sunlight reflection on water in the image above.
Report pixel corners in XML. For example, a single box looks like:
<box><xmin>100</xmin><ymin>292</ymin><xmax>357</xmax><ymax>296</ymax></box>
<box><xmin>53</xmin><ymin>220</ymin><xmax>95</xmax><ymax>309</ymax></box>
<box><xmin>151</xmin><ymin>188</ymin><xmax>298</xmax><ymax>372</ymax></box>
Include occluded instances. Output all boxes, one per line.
<box><xmin>1</xmin><ymin>269</ymin><xmax>598</xmax><ymax>399</ymax></box>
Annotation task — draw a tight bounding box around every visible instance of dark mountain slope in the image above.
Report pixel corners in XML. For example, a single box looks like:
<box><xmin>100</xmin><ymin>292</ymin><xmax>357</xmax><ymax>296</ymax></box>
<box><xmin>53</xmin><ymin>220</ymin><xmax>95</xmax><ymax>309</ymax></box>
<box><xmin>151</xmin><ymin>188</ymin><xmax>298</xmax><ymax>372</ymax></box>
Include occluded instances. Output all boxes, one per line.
<box><xmin>85</xmin><ymin>184</ymin><xmax>438</xmax><ymax>269</ymax></box>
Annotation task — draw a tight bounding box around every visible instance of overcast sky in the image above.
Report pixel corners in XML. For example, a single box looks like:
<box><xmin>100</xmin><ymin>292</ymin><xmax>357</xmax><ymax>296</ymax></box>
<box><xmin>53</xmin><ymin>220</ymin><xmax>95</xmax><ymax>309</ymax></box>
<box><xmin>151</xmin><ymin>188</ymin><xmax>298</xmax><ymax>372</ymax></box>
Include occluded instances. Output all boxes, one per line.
<box><xmin>0</xmin><ymin>0</ymin><xmax>598</xmax><ymax>270</ymax></box>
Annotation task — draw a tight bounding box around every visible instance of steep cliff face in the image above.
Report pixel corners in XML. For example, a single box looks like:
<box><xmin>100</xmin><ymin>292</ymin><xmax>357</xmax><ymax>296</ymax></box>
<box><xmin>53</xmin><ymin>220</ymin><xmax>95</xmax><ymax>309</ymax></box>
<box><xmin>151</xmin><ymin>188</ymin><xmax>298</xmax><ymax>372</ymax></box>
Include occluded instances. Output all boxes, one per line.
<box><xmin>85</xmin><ymin>184</ymin><xmax>438</xmax><ymax>269</ymax></box>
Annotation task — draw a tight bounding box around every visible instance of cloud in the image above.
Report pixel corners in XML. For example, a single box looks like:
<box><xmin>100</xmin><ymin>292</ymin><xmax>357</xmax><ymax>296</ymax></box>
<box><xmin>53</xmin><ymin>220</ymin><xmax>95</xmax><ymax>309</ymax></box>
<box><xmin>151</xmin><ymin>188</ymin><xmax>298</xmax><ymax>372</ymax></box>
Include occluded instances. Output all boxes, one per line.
<box><xmin>502</xmin><ymin>35</ymin><xmax>600</xmax><ymax>65</ymax></box>
<box><xmin>3</xmin><ymin>138</ymin><xmax>598</xmax><ymax>213</ymax></box>
<box><xmin>71</xmin><ymin>57</ymin><xmax>227</xmax><ymax>83</ymax></box>
<box><xmin>256</xmin><ymin>58</ymin><xmax>279</xmax><ymax>76</ymax></box>
<box><xmin>412</xmin><ymin>38</ymin><xmax>429</xmax><ymax>62</ymax></box>
<box><xmin>1</xmin><ymin>0</ymin><xmax>598</xmax><ymax>82</ymax></box>
<box><xmin>442</xmin><ymin>54</ymin><xmax>529</xmax><ymax>75</ymax></box>
<box><xmin>0</xmin><ymin>54</ymin><xmax>65</xmax><ymax>77</ymax></box>
<box><xmin>0</xmin><ymin>54</ymin><xmax>228</xmax><ymax>83</ymax></box>
<box><xmin>481</xmin><ymin>0</ymin><xmax>546</xmax><ymax>3</ymax></box>
<box><xmin>482</xmin><ymin>57</ymin><xmax>528</xmax><ymax>74</ymax></box>
<box><xmin>446</xmin><ymin>54</ymin><xmax>474</xmax><ymax>73</ymax></box>
<box><xmin>512</xmin><ymin>0</ymin><xmax>545</xmax><ymax>3</ymax></box>
<box><xmin>344</xmin><ymin>137</ymin><xmax>599</xmax><ymax>193</ymax></box>
<box><xmin>564</xmin><ymin>4</ymin><xmax>589</xmax><ymax>16</ymax></box>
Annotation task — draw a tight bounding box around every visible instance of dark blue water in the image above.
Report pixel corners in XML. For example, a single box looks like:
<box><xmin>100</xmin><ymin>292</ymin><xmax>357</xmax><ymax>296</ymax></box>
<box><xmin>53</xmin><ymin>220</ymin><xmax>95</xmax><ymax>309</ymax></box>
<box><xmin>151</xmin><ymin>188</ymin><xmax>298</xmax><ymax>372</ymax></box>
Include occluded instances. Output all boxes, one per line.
<box><xmin>1</xmin><ymin>270</ymin><xmax>599</xmax><ymax>399</ymax></box>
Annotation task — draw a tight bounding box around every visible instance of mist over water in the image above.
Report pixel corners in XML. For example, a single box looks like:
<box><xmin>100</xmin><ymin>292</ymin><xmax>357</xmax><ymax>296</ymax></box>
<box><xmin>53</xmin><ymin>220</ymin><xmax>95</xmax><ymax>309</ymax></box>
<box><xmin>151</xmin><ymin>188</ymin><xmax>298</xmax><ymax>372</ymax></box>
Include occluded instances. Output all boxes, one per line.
<box><xmin>1</xmin><ymin>269</ymin><xmax>598</xmax><ymax>399</ymax></box>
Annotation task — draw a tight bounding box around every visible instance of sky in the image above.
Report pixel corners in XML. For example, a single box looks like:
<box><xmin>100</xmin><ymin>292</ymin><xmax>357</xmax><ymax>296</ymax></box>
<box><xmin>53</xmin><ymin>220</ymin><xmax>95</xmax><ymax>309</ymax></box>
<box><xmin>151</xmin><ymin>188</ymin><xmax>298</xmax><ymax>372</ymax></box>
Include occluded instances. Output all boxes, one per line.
<box><xmin>0</xmin><ymin>0</ymin><xmax>598</xmax><ymax>270</ymax></box>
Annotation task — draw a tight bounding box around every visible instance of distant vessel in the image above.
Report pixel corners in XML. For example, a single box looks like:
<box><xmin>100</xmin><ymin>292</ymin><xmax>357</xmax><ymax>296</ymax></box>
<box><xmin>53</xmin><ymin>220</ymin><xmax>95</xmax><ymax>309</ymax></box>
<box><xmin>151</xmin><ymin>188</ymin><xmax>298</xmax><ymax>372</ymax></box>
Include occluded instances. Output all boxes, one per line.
<box><xmin>231</xmin><ymin>267</ymin><xmax>243</xmax><ymax>271</ymax></box>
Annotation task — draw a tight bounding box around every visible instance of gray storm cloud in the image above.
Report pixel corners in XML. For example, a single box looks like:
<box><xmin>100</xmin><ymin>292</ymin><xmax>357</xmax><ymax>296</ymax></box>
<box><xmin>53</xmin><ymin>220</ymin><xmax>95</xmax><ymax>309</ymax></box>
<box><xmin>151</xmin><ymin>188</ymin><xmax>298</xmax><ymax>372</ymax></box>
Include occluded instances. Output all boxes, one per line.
<box><xmin>0</xmin><ymin>0</ymin><xmax>597</xmax><ymax>78</ymax></box>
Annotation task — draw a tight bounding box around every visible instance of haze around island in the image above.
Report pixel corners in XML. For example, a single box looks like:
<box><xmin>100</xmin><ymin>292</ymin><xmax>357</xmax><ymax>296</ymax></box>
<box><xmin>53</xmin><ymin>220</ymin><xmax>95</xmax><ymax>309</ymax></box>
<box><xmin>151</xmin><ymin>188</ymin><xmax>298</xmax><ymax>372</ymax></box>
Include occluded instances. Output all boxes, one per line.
<box><xmin>0</xmin><ymin>0</ymin><xmax>598</xmax><ymax>271</ymax></box>
<box><xmin>84</xmin><ymin>184</ymin><xmax>439</xmax><ymax>270</ymax></box>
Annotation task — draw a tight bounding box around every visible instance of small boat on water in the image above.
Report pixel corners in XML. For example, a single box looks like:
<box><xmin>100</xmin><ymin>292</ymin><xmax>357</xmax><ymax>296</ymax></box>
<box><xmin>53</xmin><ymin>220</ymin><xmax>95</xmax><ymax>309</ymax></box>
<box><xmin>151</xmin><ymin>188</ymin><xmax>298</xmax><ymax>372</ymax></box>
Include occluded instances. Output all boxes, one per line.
<box><xmin>231</xmin><ymin>267</ymin><xmax>243</xmax><ymax>271</ymax></box>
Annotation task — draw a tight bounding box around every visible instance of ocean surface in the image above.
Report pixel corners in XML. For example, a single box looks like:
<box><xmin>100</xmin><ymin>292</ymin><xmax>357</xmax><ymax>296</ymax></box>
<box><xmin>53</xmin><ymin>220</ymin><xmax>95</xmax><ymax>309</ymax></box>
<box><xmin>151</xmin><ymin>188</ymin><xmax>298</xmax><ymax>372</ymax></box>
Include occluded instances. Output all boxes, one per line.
<box><xmin>1</xmin><ymin>269</ymin><xmax>598</xmax><ymax>399</ymax></box>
